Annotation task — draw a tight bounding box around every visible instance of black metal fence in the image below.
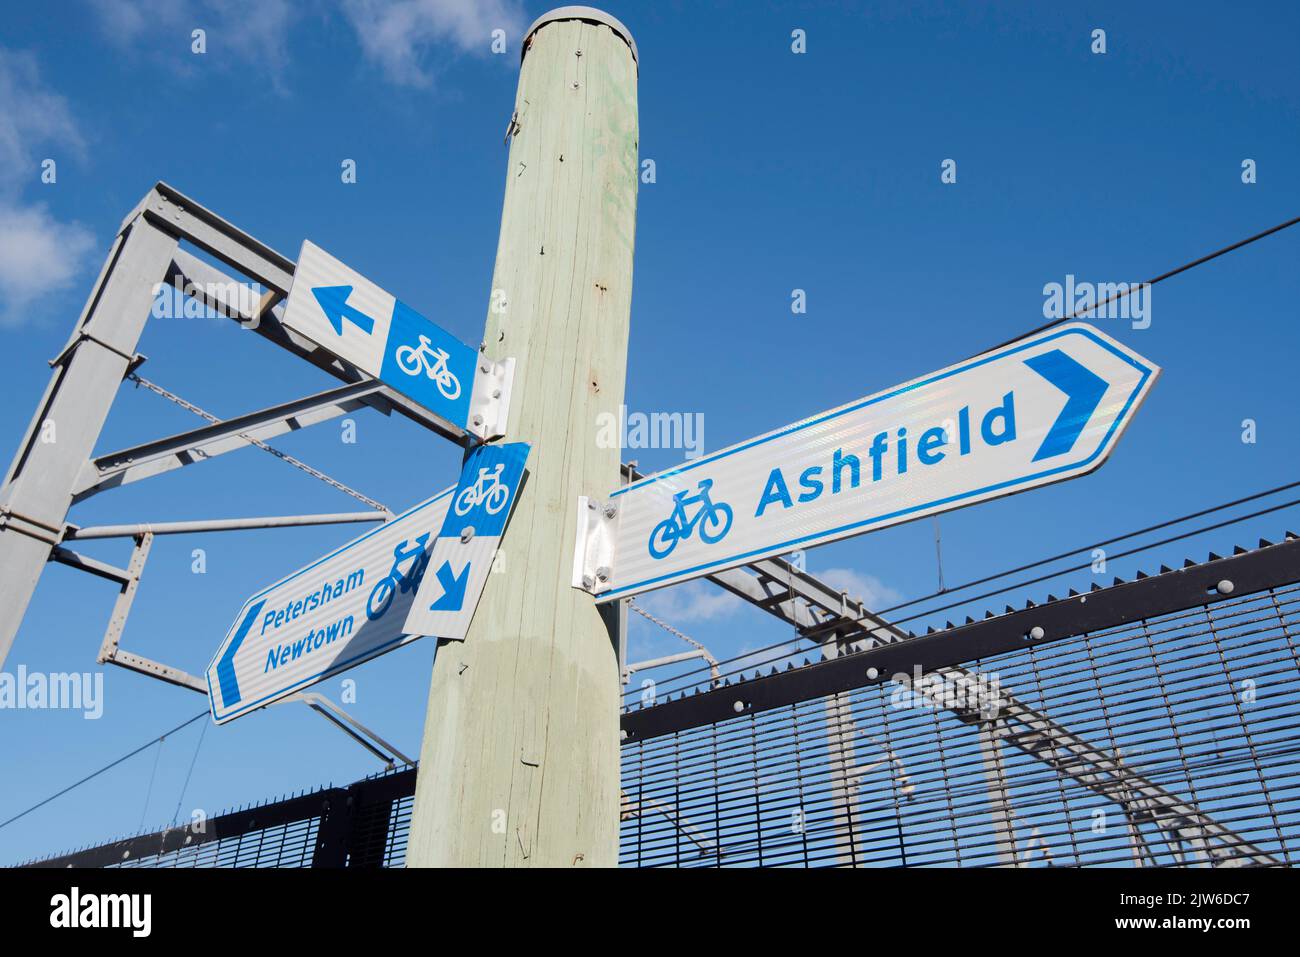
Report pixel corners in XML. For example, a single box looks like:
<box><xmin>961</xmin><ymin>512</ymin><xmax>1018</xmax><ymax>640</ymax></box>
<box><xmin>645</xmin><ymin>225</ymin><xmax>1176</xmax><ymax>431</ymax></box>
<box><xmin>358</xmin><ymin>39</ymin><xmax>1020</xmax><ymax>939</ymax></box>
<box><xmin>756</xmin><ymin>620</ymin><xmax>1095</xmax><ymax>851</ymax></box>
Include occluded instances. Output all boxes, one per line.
<box><xmin>22</xmin><ymin>535</ymin><xmax>1300</xmax><ymax>868</ymax></box>
<box><xmin>619</xmin><ymin>536</ymin><xmax>1300</xmax><ymax>867</ymax></box>
<box><xmin>25</xmin><ymin>768</ymin><xmax>415</xmax><ymax>868</ymax></box>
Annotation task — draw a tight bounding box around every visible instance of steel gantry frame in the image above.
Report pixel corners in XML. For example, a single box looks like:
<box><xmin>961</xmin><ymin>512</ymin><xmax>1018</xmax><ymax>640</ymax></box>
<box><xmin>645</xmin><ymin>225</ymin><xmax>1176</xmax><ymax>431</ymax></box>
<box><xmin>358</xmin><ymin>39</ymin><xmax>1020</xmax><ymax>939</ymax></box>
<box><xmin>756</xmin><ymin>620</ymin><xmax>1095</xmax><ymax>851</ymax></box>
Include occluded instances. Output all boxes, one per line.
<box><xmin>0</xmin><ymin>183</ymin><xmax>466</xmax><ymax>760</ymax></box>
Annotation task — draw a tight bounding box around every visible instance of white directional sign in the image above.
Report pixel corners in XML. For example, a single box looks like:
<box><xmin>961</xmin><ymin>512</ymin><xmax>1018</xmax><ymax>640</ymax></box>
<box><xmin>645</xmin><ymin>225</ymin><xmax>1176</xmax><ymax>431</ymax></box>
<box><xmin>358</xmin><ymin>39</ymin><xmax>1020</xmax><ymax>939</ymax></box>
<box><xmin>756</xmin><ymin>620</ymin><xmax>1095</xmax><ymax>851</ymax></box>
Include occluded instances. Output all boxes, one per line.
<box><xmin>403</xmin><ymin>442</ymin><xmax>530</xmax><ymax>640</ymax></box>
<box><xmin>205</xmin><ymin>488</ymin><xmax>454</xmax><ymax>724</ymax></box>
<box><xmin>580</xmin><ymin>322</ymin><xmax>1159</xmax><ymax>602</ymax></box>
<box><xmin>282</xmin><ymin>241</ymin><xmax>513</xmax><ymax>439</ymax></box>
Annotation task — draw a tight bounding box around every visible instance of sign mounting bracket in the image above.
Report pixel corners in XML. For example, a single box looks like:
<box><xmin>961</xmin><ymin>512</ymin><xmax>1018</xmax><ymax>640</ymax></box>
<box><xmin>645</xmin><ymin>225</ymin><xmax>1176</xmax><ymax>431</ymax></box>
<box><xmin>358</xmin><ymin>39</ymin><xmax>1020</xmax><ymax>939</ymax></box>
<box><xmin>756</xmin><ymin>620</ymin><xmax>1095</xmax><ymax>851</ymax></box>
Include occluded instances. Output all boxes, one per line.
<box><xmin>571</xmin><ymin>495</ymin><xmax>619</xmax><ymax>595</ymax></box>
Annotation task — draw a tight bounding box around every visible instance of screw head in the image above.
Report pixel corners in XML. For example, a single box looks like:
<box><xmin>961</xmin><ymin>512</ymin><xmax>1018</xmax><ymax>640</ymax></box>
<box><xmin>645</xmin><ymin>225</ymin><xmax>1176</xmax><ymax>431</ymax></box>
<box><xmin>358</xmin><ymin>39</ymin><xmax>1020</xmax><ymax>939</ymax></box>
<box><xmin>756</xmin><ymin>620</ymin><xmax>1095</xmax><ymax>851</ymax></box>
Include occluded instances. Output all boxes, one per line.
<box><xmin>596</xmin><ymin>566</ymin><xmax>610</xmax><ymax>582</ymax></box>
<box><xmin>866</xmin><ymin>667</ymin><xmax>879</xmax><ymax>680</ymax></box>
<box><xmin>732</xmin><ymin>701</ymin><xmax>745</xmax><ymax>714</ymax></box>
<box><xmin>460</xmin><ymin>526</ymin><xmax>475</xmax><ymax>543</ymax></box>
<box><xmin>472</xmin><ymin>415</ymin><xmax>483</xmax><ymax>427</ymax></box>
<box><xmin>603</xmin><ymin>505</ymin><xmax>617</xmax><ymax>520</ymax></box>
<box><xmin>1028</xmin><ymin>626</ymin><xmax>1046</xmax><ymax>641</ymax></box>
<box><xmin>1217</xmin><ymin>579</ymin><xmax>1235</xmax><ymax>595</ymax></box>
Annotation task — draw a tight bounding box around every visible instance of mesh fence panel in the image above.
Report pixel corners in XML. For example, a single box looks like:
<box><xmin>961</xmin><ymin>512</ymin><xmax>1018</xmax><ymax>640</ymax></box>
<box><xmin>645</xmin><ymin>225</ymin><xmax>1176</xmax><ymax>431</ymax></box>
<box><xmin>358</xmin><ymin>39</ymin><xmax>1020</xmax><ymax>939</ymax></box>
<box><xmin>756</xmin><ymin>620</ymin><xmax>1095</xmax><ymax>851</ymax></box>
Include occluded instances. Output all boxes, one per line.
<box><xmin>619</xmin><ymin>584</ymin><xmax>1300</xmax><ymax>867</ymax></box>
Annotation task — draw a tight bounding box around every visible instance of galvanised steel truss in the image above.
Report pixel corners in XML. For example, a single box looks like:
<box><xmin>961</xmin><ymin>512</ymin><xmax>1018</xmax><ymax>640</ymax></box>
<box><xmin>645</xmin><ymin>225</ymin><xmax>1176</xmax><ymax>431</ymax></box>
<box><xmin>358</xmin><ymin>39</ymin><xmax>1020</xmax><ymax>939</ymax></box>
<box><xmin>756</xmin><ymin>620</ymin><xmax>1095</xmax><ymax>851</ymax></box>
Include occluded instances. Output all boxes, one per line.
<box><xmin>0</xmin><ymin>183</ymin><xmax>469</xmax><ymax>753</ymax></box>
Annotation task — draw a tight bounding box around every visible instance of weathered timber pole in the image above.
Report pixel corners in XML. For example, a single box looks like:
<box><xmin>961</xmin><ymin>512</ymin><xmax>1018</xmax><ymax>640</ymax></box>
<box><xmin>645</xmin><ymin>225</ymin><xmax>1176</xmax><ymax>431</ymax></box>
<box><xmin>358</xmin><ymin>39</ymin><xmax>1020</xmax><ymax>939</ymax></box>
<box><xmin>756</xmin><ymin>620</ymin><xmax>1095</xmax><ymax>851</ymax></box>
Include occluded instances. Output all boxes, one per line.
<box><xmin>406</xmin><ymin>7</ymin><xmax>638</xmax><ymax>867</ymax></box>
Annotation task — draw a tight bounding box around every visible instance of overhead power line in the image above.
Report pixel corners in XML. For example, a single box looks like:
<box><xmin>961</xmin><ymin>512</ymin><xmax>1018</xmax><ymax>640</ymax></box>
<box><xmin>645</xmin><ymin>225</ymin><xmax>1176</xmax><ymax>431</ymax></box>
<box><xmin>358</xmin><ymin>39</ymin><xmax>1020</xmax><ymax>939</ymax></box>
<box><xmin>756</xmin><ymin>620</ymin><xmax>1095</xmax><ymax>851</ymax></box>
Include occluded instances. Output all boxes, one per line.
<box><xmin>988</xmin><ymin>212</ymin><xmax>1300</xmax><ymax>352</ymax></box>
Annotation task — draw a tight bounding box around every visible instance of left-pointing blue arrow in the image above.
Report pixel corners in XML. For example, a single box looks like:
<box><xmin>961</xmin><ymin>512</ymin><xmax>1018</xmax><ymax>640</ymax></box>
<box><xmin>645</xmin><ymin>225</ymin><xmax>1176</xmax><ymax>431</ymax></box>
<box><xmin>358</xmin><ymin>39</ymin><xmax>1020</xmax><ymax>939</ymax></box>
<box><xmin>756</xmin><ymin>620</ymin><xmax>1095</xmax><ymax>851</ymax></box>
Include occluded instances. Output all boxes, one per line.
<box><xmin>1025</xmin><ymin>348</ymin><xmax>1109</xmax><ymax>462</ymax></box>
<box><xmin>311</xmin><ymin>285</ymin><xmax>376</xmax><ymax>336</ymax></box>
<box><xmin>216</xmin><ymin>600</ymin><xmax>264</xmax><ymax>707</ymax></box>
<box><xmin>429</xmin><ymin>560</ymin><xmax>471</xmax><ymax>612</ymax></box>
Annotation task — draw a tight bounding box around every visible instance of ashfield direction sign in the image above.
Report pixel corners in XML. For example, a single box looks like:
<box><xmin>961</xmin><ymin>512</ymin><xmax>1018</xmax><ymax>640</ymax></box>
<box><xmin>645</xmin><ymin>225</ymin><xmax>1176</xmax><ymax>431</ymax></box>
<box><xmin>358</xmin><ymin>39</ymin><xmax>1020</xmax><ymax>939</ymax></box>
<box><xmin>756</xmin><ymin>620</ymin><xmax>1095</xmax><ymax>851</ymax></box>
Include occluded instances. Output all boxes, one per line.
<box><xmin>205</xmin><ymin>487</ymin><xmax>454</xmax><ymax>723</ymax></box>
<box><xmin>583</xmin><ymin>322</ymin><xmax>1159</xmax><ymax>601</ymax></box>
<box><xmin>404</xmin><ymin>442</ymin><xmax>530</xmax><ymax>641</ymax></box>
<box><xmin>282</xmin><ymin>241</ymin><xmax>513</xmax><ymax>439</ymax></box>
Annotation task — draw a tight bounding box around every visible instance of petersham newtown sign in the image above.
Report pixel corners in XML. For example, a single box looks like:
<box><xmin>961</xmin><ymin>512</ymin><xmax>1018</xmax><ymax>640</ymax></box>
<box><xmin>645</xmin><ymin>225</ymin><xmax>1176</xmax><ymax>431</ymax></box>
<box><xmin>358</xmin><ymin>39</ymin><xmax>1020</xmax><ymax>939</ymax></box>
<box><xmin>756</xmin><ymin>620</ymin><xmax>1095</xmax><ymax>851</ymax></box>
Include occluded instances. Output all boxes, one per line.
<box><xmin>205</xmin><ymin>488</ymin><xmax>454</xmax><ymax>724</ymax></box>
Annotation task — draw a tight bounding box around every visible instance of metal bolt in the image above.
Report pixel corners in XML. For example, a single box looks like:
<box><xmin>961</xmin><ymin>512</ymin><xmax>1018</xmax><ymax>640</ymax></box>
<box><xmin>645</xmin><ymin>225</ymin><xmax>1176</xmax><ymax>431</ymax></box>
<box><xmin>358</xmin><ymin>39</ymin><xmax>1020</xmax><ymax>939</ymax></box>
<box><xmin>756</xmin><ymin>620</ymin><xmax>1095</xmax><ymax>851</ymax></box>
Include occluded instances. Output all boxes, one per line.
<box><xmin>603</xmin><ymin>505</ymin><xmax>617</xmax><ymax>520</ymax></box>
<box><xmin>582</xmin><ymin>574</ymin><xmax>595</xmax><ymax>590</ymax></box>
<box><xmin>472</xmin><ymin>414</ymin><xmax>483</xmax><ymax>427</ymax></box>
<box><xmin>1217</xmin><ymin>579</ymin><xmax>1235</xmax><ymax>595</ymax></box>
<box><xmin>492</xmin><ymin>389</ymin><xmax>501</xmax><ymax>399</ymax></box>
<box><xmin>587</xmin><ymin>500</ymin><xmax>596</xmax><ymax>510</ymax></box>
<box><xmin>481</xmin><ymin>361</ymin><xmax>491</xmax><ymax>374</ymax></box>
<box><xmin>460</xmin><ymin>526</ymin><xmax>475</xmax><ymax>543</ymax></box>
<box><xmin>596</xmin><ymin>566</ymin><xmax>610</xmax><ymax>582</ymax></box>
<box><xmin>1028</xmin><ymin>626</ymin><xmax>1045</xmax><ymax>641</ymax></box>
<box><xmin>619</xmin><ymin>729</ymin><xmax>627</xmax><ymax>741</ymax></box>
<box><xmin>732</xmin><ymin>701</ymin><xmax>745</xmax><ymax>714</ymax></box>
<box><xmin>866</xmin><ymin>667</ymin><xmax>879</xmax><ymax>680</ymax></box>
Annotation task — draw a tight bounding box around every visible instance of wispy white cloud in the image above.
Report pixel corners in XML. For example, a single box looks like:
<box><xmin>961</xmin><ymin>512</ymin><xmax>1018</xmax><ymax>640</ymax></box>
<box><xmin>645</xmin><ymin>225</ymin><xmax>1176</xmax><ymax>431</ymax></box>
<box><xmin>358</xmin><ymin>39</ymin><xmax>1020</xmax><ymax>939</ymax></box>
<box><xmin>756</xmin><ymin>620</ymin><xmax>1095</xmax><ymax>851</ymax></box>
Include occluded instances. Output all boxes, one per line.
<box><xmin>635</xmin><ymin>580</ymin><xmax>742</xmax><ymax>625</ymax></box>
<box><xmin>85</xmin><ymin>0</ymin><xmax>191</xmax><ymax>47</ymax></box>
<box><xmin>0</xmin><ymin>49</ymin><xmax>95</xmax><ymax>328</ymax></box>
<box><xmin>86</xmin><ymin>0</ymin><xmax>524</xmax><ymax>89</ymax></box>
<box><xmin>0</xmin><ymin>49</ymin><xmax>85</xmax><ymax>173</ymax></box>
<box><xmin>86</xmin><ymin>0</ymin><xmax>297</xmax><ymax>88</ymax></box>
<box><xmin>0</xmin><ymin>203</ymin><xmax>97</xmax><ymax>327</ymax></box>
<box><xmin>341</xmin><ymin>0</ymin><xmax>526</xmax><ymax>87</ymax></box>
<box><xmin>817</xmin><ymin>568</ymin><xmax>903</xmax><ymax>608</ymax></box>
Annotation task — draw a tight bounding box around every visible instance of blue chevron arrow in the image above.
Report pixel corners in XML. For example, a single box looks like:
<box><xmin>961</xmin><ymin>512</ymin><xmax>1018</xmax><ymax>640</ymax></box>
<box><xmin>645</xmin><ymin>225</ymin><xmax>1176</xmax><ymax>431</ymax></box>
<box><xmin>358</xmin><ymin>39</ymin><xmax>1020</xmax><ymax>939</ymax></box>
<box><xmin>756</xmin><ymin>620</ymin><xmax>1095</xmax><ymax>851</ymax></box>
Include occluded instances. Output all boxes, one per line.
<box><xmin>311</xmin><ymin>285</ymin><xmax>376</xmax><ymax>336</ymax></box>
<box><xmin>1024</xmin><ymin>349</ymin><xmax>1109</xmax><ymax>462</ymax></box>
<box><xmin>216</xmin><ymin>600</ymin><xmax>264</xmax><ymax>707</ymax></box>
<box><xmin>429</xmin><ymin>560</ymin><xmax>471</xmax><ymax>612</ymax></box>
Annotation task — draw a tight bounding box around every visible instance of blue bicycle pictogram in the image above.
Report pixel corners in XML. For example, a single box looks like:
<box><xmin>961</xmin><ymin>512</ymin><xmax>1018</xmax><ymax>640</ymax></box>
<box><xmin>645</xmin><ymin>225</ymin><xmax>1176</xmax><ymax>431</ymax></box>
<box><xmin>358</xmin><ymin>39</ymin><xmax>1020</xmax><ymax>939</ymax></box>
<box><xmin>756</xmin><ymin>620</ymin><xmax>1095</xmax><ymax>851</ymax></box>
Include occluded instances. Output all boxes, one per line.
<box><xmin>395</xmin><ymin>335</ymin><xmax>461</xmax><ymax>400</ymax></box>
<box><xmin>648</xmin><ymin>479</ymin><xmax>734</xmax><ymax>560</ymax></box>
<box><xmin>366</xmin><ymin>533</ymin><xmax>431</xmax><ymax>620</ymax></box>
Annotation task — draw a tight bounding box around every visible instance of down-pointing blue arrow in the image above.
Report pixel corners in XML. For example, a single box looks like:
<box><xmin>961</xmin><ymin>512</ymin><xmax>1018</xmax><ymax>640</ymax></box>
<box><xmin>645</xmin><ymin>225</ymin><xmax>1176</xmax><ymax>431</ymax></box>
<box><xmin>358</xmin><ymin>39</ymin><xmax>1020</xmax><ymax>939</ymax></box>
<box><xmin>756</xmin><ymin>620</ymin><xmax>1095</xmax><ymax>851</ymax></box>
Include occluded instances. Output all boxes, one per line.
<box><xmin>429</xmin><ymin>560</ymin><xmax>471</xmax><ymax>612</ymax></box>
<box><xmin>1024</xmin><ymin>348</ymin><xmax>1109</xmax><ymax>462</ymax></box>
<box><xmin>311</xmin><ymin>285</ymin><xmax>376</xmax><ymax>336</ymax></box>
<box><xmin>216</xmin><ymin>600</ymin><xmax>264</xmax><ymax>707</ymax></box>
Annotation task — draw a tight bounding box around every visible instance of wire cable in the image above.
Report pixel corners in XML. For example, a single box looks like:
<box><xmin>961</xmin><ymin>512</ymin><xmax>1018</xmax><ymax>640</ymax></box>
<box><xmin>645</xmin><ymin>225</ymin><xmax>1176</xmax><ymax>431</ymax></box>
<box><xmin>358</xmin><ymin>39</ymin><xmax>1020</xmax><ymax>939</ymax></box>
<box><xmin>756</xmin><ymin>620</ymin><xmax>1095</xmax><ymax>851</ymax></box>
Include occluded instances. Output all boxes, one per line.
<box><xmin>876</xmin><ymin>478</ymin><xmax>1300</xmax><ymax>618</ymax></box>
<box><xmin>137</xmin><ymin>735</ymin><xmax>164</xmax><ymax>831</ymax></box>
<box><xmin>984</xmin><ymin>213</ymin><xmax>1300</xmax><ymax>353</ymax></box>
<box><xmin>170</xmin><ymin>717</ymin><xmax>209</xmax><ymax>828</ymax></box>
<box><xmin>128</xmin><ymin>373</ymin><xmax>390</xmax><ymax>514</ymax></box>
<box><xmin>0</xmin><ymin>710</ymin><xmax>208</xmax><ymax>832</ymax></box>
<box><xmin>626</xmin><ymin>482</ymin><xmax>1300</xmax><ymax>699</ymax></box>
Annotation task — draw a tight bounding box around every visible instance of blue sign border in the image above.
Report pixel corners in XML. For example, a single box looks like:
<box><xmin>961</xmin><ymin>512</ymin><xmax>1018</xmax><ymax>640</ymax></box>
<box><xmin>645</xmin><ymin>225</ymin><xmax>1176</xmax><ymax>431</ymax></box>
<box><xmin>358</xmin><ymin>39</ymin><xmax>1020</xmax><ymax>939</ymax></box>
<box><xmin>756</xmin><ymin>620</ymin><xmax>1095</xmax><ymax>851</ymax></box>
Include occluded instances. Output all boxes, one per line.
<box><xmin>602</xmin><ymin>326</ymin><xmax>1155</xmax><ymax>599</ymax></box>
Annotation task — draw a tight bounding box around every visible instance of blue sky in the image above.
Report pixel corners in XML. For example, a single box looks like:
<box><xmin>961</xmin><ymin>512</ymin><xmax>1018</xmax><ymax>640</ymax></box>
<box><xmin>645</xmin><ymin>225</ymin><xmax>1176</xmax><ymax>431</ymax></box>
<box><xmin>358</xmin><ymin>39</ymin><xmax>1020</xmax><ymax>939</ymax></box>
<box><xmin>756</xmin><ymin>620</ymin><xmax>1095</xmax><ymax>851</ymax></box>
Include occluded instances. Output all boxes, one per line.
<box><xmin>0</xmin><ymin>0</ymin><xmax>1298</xmax><ymax>864</ymax></box>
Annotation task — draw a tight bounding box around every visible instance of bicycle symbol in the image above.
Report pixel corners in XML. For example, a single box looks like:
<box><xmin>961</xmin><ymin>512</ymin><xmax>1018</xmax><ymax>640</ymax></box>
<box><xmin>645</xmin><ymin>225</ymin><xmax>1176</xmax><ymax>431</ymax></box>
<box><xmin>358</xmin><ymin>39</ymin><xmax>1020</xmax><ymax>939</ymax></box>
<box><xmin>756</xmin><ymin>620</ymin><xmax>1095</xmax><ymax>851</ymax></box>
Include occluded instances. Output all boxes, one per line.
<box><xmin>454</xmin><ymin>464</ymin><xmax>510</xmax><ymax>517</ymax></box>
<box><xmin>395</xmin><ymin>335</ymin><xmax>461</xmax><ymax>401</ymax></box>
<box><xmin>366</xmin><ymin>533</ymin><xmax>431</xmax><ymax>621</ymax></box>
<box><xmin>648</xmin><ymin>479</ymin><xmax>734</xmax><ymax>560</ymax></box>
